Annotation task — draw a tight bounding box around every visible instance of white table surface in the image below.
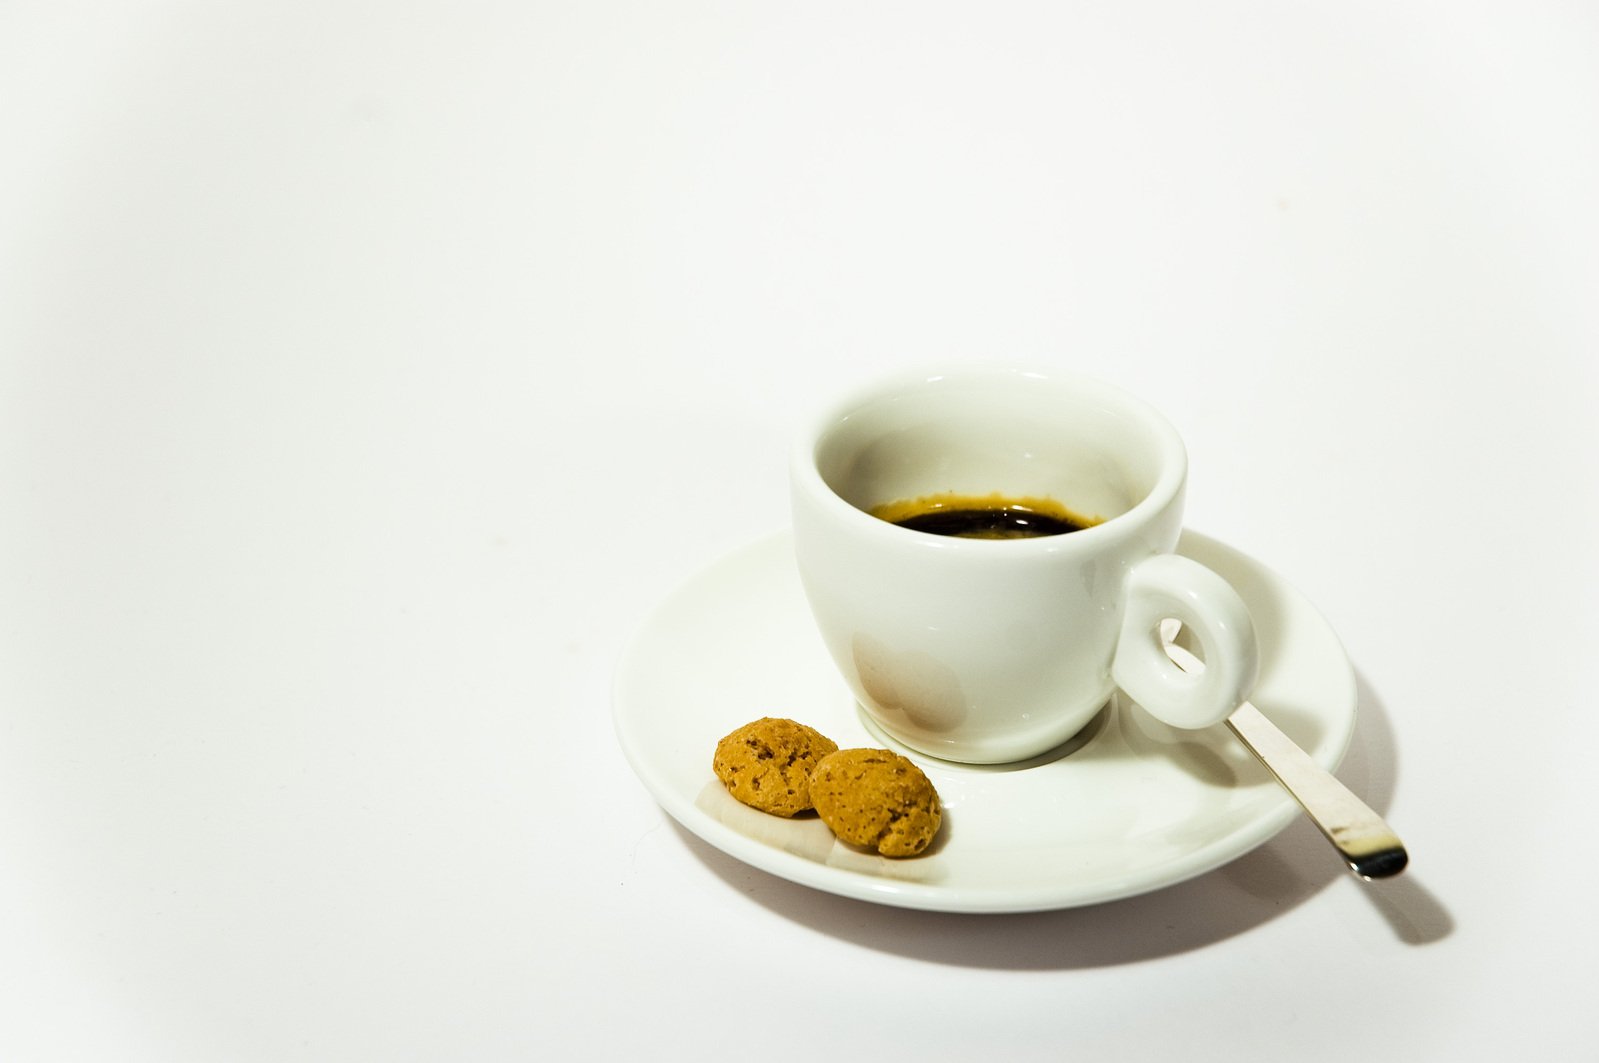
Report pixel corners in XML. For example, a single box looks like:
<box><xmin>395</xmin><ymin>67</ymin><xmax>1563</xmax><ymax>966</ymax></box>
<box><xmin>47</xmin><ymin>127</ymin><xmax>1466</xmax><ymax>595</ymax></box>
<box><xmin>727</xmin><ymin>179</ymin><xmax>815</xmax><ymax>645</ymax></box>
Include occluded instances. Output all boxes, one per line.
<box><xmin>4</xmin><ymin>3</ymin><xmax>1596</xmax><ymax>1060</ymax></box>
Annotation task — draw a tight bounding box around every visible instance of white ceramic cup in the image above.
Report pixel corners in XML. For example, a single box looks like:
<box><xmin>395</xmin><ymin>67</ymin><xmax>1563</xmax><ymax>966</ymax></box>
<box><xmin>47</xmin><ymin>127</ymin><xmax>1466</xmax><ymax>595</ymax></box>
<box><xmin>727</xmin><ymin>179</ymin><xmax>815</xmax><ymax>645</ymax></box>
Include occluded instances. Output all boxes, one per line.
<box><xmin>790</xmin><ymin>365</ymin><xmax>1260</xmax><ymax>764</ymax></box>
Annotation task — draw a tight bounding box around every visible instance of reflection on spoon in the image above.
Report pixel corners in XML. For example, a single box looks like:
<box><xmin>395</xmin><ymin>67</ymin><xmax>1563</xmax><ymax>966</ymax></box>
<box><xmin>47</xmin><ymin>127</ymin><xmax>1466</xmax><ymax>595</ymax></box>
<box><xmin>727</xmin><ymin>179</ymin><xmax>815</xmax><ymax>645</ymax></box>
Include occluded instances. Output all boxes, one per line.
<box><xmin>1164</xmin><ymin>636</ymin><xmax>1409</xmax><ymax>881</ymax></box>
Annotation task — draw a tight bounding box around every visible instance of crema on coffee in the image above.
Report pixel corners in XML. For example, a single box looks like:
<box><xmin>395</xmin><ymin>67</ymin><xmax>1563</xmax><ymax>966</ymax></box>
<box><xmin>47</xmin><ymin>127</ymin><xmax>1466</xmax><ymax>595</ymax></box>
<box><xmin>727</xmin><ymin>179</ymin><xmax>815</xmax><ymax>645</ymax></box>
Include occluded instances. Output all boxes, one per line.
<box><xmin>869</xmin><ymin>492</ymin><xmax>1101</xmax><ymax>540</ymax></box>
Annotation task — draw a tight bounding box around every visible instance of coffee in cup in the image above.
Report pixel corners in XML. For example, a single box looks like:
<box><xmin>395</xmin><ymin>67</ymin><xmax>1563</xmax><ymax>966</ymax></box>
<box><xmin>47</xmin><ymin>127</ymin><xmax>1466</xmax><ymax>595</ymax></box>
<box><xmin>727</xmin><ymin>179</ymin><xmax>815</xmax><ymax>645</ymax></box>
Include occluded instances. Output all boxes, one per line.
<box><xmin>869</xmin><ymin>492</ymin><xmax>1099</xmax><ymax>539</ymax></box>
<box><xmin>790</xmin><ymin>365</ymin><xmax>1259</xmax><ymax>764</ymax></box>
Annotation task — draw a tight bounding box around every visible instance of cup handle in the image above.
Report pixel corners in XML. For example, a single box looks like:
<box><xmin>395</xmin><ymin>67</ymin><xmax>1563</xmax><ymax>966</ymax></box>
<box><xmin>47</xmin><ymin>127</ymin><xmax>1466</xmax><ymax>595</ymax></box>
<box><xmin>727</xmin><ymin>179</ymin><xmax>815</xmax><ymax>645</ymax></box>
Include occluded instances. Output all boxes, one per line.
<box><xmin>1110</xmin><ymin>553</ymin><xmax>1260</xmax><ymax>729</ymax></box>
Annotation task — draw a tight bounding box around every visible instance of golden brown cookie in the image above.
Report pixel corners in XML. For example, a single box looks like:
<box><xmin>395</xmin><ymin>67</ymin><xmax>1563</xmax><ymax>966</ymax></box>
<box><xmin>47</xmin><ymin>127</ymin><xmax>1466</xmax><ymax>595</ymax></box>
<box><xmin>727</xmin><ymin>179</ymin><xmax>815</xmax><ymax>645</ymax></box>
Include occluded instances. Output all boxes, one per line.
<box><xmin>808</xmin><ymin>748</ymin><xmax>942</xmax><ymax>857</ymax></box>
<box><xmin>712</xmin><ymin>717</ymin><xmax>839</xmax><ymax>817</ymax></box>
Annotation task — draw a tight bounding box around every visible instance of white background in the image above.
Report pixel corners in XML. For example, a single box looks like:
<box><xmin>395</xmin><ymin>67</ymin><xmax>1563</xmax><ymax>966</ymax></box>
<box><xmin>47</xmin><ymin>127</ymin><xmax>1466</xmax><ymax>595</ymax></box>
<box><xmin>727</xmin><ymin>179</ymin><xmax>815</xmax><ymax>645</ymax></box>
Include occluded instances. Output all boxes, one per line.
<box><xmin>3</xmin><ymin>2</ymin><xmax>1596</xmax><ymax>1059</ymax></box>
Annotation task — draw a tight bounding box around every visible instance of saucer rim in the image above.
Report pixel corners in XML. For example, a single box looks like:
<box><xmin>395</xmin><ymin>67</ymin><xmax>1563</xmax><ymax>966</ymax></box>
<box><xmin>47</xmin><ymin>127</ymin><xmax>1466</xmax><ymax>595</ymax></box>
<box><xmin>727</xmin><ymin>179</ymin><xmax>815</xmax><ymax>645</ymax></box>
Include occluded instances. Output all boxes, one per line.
<box><xmin>612</xmin><ymin>530</ymin><xmax>1357</xmax><ymax>914</ymax></box>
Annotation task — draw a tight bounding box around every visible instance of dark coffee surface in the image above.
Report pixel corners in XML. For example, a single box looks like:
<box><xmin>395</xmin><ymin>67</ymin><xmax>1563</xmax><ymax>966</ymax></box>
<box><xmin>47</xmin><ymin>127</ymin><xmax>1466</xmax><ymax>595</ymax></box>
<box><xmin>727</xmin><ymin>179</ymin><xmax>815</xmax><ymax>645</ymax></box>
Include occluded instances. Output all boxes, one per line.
<box><xmin>869</xmin><ymin>492</ymin><xmax>1099</xmax><ymax>540</ymax></box>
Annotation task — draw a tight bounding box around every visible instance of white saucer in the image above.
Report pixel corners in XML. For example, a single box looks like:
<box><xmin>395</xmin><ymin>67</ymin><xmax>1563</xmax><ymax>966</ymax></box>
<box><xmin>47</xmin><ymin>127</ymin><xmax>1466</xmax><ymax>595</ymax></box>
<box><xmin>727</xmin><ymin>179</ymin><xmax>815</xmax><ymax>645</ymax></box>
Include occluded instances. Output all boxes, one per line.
<box><xmin>613</xmin><ymin>531</ymin><xmax>1357</xmax><ymax>913</ymax></box>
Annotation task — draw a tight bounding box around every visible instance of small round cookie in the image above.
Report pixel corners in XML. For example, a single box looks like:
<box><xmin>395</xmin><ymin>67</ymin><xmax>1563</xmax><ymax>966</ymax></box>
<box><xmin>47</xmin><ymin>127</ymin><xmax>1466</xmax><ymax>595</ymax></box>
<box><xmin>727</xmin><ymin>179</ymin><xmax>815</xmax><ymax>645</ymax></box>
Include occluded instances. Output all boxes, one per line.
<box><xmin>712</xmin><ymin>717</ymin><xmax>839</xmax><ymax>817</ymax></box>
<box><xmin>808</xmin><ymin>748</ymin><xmax>942</xmax><ymax>857</ymax></box>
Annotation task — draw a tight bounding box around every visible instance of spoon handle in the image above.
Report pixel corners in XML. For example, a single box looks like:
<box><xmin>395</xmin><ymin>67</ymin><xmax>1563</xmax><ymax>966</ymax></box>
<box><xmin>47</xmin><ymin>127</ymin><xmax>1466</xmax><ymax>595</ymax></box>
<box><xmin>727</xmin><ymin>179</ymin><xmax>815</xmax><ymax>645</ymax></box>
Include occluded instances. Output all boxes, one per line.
<box><xmin>1163</xmin><ymin>640</ymin><xmax>1408</xmax><ymax>880</ymax></box>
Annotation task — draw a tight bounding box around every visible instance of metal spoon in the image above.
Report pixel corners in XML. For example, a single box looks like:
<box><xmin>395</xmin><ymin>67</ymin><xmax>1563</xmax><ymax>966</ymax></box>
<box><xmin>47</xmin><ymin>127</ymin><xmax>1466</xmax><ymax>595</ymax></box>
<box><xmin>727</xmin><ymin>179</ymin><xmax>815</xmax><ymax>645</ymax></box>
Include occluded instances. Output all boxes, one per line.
<box><xmin>1163</xmin><ymin>637</ymin><xmax>1408</xmax><ymax>880</ymax></box>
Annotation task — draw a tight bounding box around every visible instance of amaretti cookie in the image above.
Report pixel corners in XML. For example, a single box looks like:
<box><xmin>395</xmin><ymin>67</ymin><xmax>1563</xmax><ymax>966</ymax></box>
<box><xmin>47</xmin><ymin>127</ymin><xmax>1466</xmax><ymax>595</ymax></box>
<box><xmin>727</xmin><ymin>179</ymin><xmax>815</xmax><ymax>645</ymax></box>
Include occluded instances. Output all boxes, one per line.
<box><xmin>808</xmin><ymin>748</ymin><xmax>942</xmax><ymax>857</ymax></box>
<box><xmin>712</xmin><ymin>717</ymin><xmax>839</xmax><ymax>817</ymax></box>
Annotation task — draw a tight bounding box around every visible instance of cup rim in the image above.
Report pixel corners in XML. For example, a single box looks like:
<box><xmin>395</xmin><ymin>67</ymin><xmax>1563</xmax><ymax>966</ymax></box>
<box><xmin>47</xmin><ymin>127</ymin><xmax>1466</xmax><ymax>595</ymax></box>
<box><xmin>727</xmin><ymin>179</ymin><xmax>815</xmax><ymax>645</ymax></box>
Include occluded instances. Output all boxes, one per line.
<box><xmin>790</xmin><ymin>363</ymin><xmax>1189</xmax><ymax>554</ymax></box>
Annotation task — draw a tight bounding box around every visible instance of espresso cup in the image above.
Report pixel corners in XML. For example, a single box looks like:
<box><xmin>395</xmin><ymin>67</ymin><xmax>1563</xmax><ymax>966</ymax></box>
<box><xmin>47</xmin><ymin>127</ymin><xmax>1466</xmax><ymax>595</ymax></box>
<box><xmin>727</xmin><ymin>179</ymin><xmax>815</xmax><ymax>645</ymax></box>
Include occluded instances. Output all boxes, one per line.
<box><xmin>790</xmin><ymin>365</ymin><xmax>1259</xmax><ymax>764</ymax></box>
